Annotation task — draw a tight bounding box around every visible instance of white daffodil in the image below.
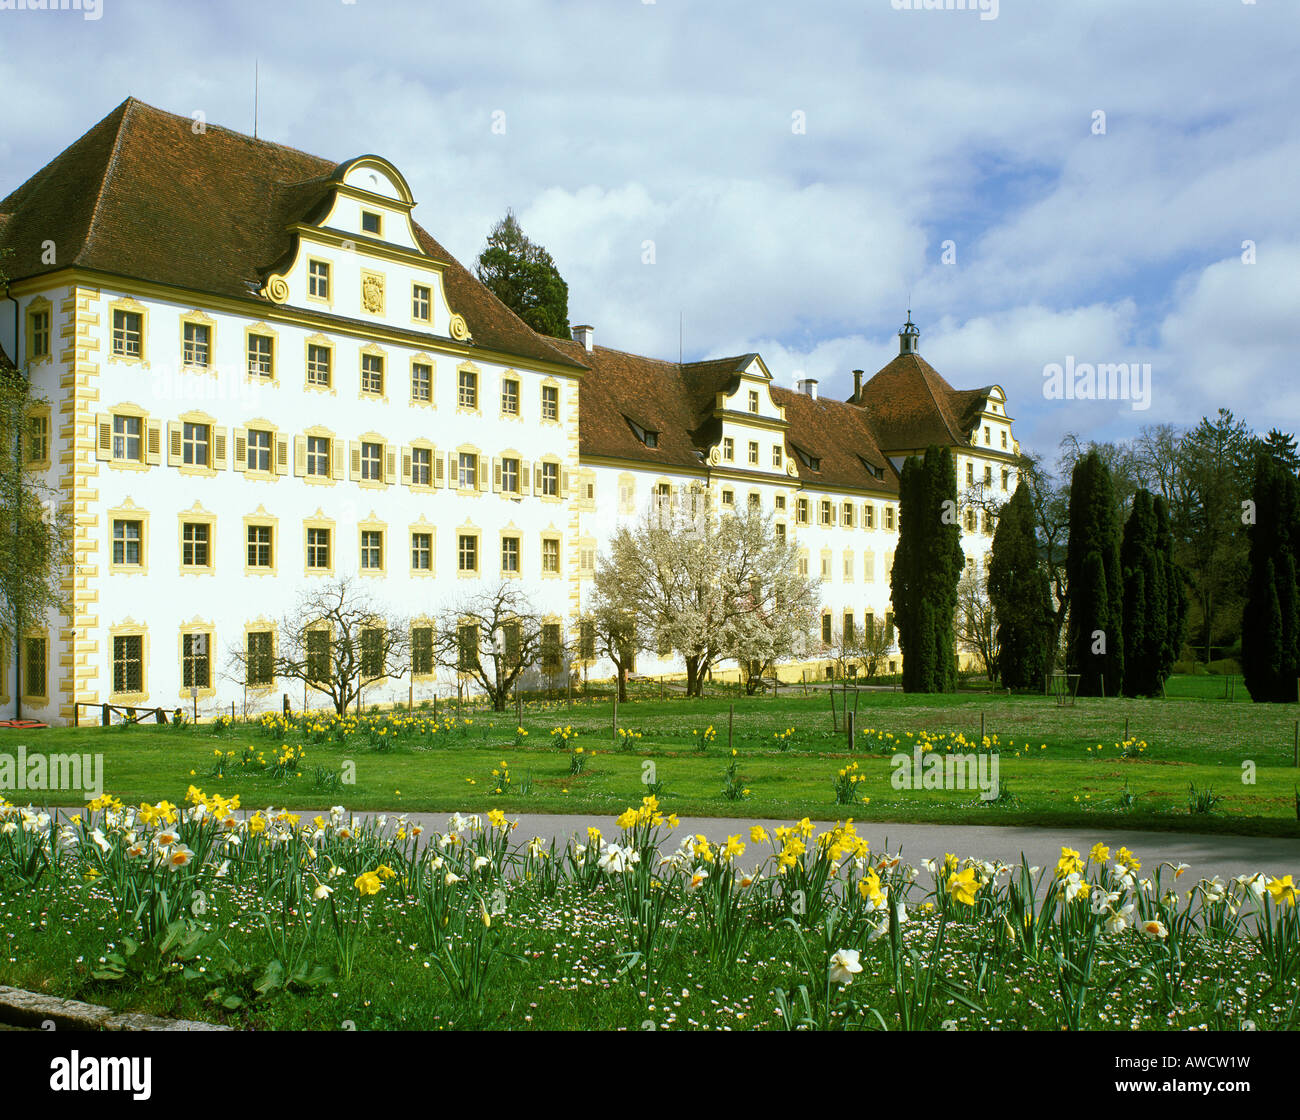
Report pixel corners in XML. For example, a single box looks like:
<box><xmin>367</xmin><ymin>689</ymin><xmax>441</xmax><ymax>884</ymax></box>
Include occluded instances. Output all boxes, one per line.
<box><xmin>828</xmin><ymin>949</ymin><xmax>863</xmax><ymax>986</ymax></box>
<box><xmin>1139</xmin><ymin>918</ymin><xmax>1168</xmax><ymax>940</ymax></box>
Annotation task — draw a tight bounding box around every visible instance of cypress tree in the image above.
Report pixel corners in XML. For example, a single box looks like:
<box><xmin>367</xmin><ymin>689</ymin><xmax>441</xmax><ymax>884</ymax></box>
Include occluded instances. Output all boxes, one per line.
<box><xmin>1243</xmin><ymin>453</ymin><xmax>1300</xmax><ymax>701</ymax></box>
<box><xmin>892</xmin><ymin>445</ymin><xmax>963</xmax><ymax>692</ymax></box>
<box><xmin>1065</xmin><ymin>451</ymin><xmax>1124</xmax><ymax>696</ymax></box>
<box><xmin>1120</xmin><ymin>490</ymin><xmax>1164</xmax><ymax>696</ymax></box>
<box><xmin>988</xmin><ymin>482</ymin><xmax>1053</xmax><ymax>690</ymax></box>
<box><xmin>1153</xmin><ymin>496</ymin><xmax>1187</xmax><ymax>679</ymax></box>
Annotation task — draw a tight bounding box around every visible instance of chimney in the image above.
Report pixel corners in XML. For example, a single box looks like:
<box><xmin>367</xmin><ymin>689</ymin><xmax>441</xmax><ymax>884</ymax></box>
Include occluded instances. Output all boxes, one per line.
<box><xmin>796</xmin><ymin>378</ymin><xmax>819</xmax><ymax>399</ymax></box>
<box><xmin>852</xmin><ymin>369</ymin><xmax>864</xmax><ymax>401</ymax></box>
<box><xmin>573</xmin><ymin>324</ymin><xmax>594</xmax><ymax>353</ymax></box>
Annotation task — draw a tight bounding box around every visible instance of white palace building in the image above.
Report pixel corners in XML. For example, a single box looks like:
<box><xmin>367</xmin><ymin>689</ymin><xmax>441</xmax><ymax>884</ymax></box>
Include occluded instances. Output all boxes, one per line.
<box><xmin>0</xmin><ymin>100</ymin><xmax>1018</xmax><ymax>724</ymax></box>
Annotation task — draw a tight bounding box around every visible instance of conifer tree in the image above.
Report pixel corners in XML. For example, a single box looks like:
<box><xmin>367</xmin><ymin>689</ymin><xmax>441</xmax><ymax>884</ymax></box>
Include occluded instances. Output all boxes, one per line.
<box><xmin>475</xmin><ymin>210</ymin><xmax>572</xmax><ymax>339</ymax></box>
<box><xmin>1065</xmin><ymin>451</ymin><xmax>1124</xmax><ymax>696</ymax></box>
<box><xmin>1242</xmin><ymin>453</ymin><xmax>1300</xmax><ymax>701</ymax></box>
<box><xmin>988</xmin><ymin>483</ymin><xmax>1054</xmax><ymax>690</ymax></box>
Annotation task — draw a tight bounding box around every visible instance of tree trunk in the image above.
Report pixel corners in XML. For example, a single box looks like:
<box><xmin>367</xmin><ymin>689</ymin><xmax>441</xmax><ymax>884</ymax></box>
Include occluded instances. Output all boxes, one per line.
<box><xmin>616</xmin><ymin>665</ymin><xmax>628</xmax><ymax>703</ymax></box>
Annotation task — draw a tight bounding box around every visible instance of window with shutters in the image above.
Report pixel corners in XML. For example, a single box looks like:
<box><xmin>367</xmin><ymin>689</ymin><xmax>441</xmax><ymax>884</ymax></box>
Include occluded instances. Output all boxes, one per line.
<box><xmin>360</xmin><ymin>441</ymin><xmax>382</xmax><ymax>482</ymax></box>
<box><xmin>112</xmin><ymin>634</ymin><xmax>144</xmax><ymax>695</ymax></box>
<box><xmin>247</xmin><ymin>428</ymin><xmax>272</xmax><ymax>472</ymax></box>
<box><xmin>411</xmin><ymin>362</ymin><xmax>431</xmax><ymax>402</ymax></box>
<box><xmin>361</xmin><ymin>353</ymin><xmax>384</xmax><ymax>396</ymax></box>
<box><xmin>457</xmin><ymin>452</ymin><xmax>478</xmax><ymax>490</ymax></box>
<box><xmin>247</xmin><ymin>334</ymin><xmax>273</xmax><ymax>379</ymax></box>
<box><xmin>360</xmin><ymin>529</ymin><xmax>383</xmax><ymax>571</ymax></box>
<box><xmin>796</xmin><ymin>498</ymin><xmax>809</xmax><ymax>525</ymax></box>
<box><xmin>182</xmin><ymin>633</ymin><xmax>211</xmax><ymax>690</ymax></box>
<box><xmin>182</xmin><ymin>422</ymin><xmax>210</xmax><ymax>467</ymax></box>
<box><xmin>307</xmin><ymin>344</ymin><xmax>332</xmax><ymax>387</ymax></box>
<box><xmin>182</xmin><ymin>522</ymin><xmax>210</xmax><ymax>569</ymax></box>
<box><xmin>113</xmin><ymin>415</ymin><xmax>142</xmax><ymax>462</ymax></box>
<box><xmin>458</xmin><ymin>367</ymin><xmax>478</xmax><ymax>409</ymax></box>
<box><xmin>865</xmin><ymin>503</ymin><xmax>875</xmax><ymax>529</ymax></box>
<box><xmin>247</xmin><ymin>524</ymin><xmax>273</xmax><ymax>570</ymax></box>
<box><xmin>306</xmin><ymin>629</ymin><xmax>329</xmax><ymax>682</ymax></box>
<box><xmin>884</xmin><ymin>506</ymin><xmax>895</xmax><ymax>531</ymax></box>
<box><xmin>112</xmin><ymin>310</ymin><xmax>143</xmax><ymax>359</ymax></box>
<box><xmin>843</xmin><ymin>502</ymin><xmax>854</xmax><ymax>528</ymax></box>
<box><xmin>540</xmin><ymin>461</ymin><xmax>559</xmax><ymax>497</ymax></box>
<box><xmin>306</xmin><ymin>527</ymin><xmax>331</xmax><ymax>570</ymax></box>
<box><xmin>246</xmin><ymin>631</ymin><xmax>274</xmax><ymax>686</ymax></box>
<box><xmin>183</xmin><ymin>322</ymin><xmax>211</xmax><ymax>368</ymax></box>
<box><xmin>411</xmin><ymin>532</ymin><xmax>432</xmax><ymax>572</ymax></box>
<box><xmin>501</xmin><ymin>378</ymin><xmax>519</xmax><ymax>415</ymax></box>
<box><xmin>542</xmin><ymin>536</ymin><xmax>560</xmax><ymax>574</ymax></box>
<box><xmin>501</xmin><ymin>535</ymin><xmax>519</xmax><ymax>575</ymax></box>
<box><xmin>306</xmin><ymin>436</ymin><xmax>331</xmax><ymax>478</ymax></box>
<box><xmin>412</xmin><ymin>285</ymin><xmax>431</xmax><ymax>322</ymax></box>
<box><xmin>411</xmin><ymin>447</ymin><xmax>432</xmax><ymax>487</ymax></box>
<box><xmin>113</xmin><ymin>519</ymin><xmax>142</xmax><ymax>567</ymax></box>
<box><xmin>819</xmin><ymin>500</ymin><xmax>831</xmax><ymax>526</ymax></box>
<box><xmin>500</xmin><ymin>457</ymin><xmax>520</xmax><ymax>494</ymax></box>
<box><xmin>458</xmin><ymin>533</ymin><xmax>478</xmax><ymax>574</ymax></box>
<box><xmin>541</xmin><ymin>384</ymin><xmax>559</xmax><ymax>421</ymax></box>
<box><xmin>24</xmin><ymin>635</ymin><xmax>46</xmax><ymax>701</ymax></box>
<box><xmin>412</xmin><ymin>626</ymin><xmax>434</xmax><ymax>675</ymax></box>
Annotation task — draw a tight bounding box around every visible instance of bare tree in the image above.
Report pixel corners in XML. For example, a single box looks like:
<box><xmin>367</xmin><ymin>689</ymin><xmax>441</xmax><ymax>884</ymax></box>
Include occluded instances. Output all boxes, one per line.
<box><xmin>228</xmin><ymin>577</ymin><xmax>410</xmax><ymax>715</ymax></box>
<box><xmin>955</xmin><ymin>568</ymin><xmax>998</xmax><ymax>682</ymax></box>
<box><xmin>433</xmin><ymin>581</ymin><xmax>545</xmax><ymax>711</ymax></box>
<box><xmin>857</xmin><ymin>616</ymin><xmax>894</xmax><ymax>682</ymax></box>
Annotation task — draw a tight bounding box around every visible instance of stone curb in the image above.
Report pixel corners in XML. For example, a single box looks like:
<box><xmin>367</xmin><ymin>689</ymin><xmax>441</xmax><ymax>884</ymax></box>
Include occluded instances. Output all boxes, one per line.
<box><xmin>0</xmin><ymin>985</ymin><xmax>232</xmax><ymax>1031</ymax></box>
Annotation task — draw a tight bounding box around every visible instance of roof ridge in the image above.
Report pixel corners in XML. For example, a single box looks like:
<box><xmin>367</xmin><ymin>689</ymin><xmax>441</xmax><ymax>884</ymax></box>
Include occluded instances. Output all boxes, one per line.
<box><xmin>79</xmin><ymin>98</ymin><xmax>137</xmax><ymax>266</ymax></box>
<box><xmin>908</xmin><ymin>353</ymin><xmax>965</xmax><ymax>443</ymax></box>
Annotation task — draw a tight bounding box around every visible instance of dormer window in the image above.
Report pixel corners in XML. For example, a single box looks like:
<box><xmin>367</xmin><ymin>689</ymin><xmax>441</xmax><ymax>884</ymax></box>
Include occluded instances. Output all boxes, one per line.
<box><xmin>362</xmin><ymin>211</ymin><xmax>382</xmax><ymax>236</ymax></box>
<box><xmin>859</xmin><ymin>456</ymin><xmax>884</xmax><ymax>481</ymax></box>
<box><xmin>627</xmin><ymin>418</ymin><xmax>658</xmax><ymax>448</ymax></box>
<box><xmin>793</xmin><ymin>446</ymin><xmax>820</xmax><ymax>472</ymax></box>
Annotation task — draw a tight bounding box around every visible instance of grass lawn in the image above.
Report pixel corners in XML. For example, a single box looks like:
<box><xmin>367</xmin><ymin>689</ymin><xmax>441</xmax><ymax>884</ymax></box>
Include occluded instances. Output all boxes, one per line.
<box><xmin>6</xmin><ymin>678</ymin><xmax>1299</xmax><ymax>837</ymax></box>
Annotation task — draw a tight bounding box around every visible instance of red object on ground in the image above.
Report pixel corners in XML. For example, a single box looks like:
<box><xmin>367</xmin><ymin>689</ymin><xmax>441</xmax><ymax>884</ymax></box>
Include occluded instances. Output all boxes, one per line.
<box><xmin>0</xmin><ymin>719</ymin><xmax>48</xmax><ymax>729</ymax></box>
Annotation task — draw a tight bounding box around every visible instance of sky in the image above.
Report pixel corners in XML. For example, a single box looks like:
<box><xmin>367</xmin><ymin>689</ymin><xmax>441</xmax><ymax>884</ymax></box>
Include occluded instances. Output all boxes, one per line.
<box><xmin>1</xmin><ymin>0</ymin><xmax>1297</xmax><ymax>463</ymax></box>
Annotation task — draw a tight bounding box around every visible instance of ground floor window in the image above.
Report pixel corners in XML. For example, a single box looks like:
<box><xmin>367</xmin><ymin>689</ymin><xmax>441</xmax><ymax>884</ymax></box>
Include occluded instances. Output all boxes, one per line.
<box><xmin>24</xmin><ymin>636</ymin><xmax>46</xmax><ymax>699</ymax></box>
<box><xmin>247</xmin><ymin>631</ymin><xmax>274</xmax><ymax>686</ymax></box>
<box><xmin>113</xmin><ymin>634</ymin><xmax>143</xmax><ymax>694</ymax></box>
<box><xmin>182</xmin><ymin>633</ymin><xmax>210</xmax><ymax>689</ymax></box>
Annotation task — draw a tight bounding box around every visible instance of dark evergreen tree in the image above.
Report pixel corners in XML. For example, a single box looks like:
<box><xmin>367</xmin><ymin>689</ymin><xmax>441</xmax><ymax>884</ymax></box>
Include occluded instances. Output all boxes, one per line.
<box><xmin>1242</xmin><ymin>453</ymin><xmax>1300</xmax><ymax>701</ymax></box>
<box><xmin>475</xmin><ymin>210</ymin><xmax>572</xmax><ymax>339</ymax></box>
<box><xmin>891</xmin><ymin>446</ymin><xmax>963</xmax><ymax>692</ymax></box>
<box><xmin>1153</xmin><ymin>496</ymin><xmax>1188</xmax><ymax>678</ymax></box>
<box><xmin>988</xmin><ymin>483</ymin><xmax>1054</xmax><ymax>690</ymax></box>
<box><xmin>1120</xmin><ymin>490</ymin><xmax>1165</xmax><ymax>696</ymax></box>
<box><xmin>1065</xmin><ymin>451</ymin><xmax>1124</xmax><ymax>696</ymax></box>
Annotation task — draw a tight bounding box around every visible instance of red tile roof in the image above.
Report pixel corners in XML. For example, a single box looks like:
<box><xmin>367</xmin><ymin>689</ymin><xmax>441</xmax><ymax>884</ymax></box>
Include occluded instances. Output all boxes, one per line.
<box><xmin>0</xmin><ymin>98</ymin><xmax>584</xmax><ymax>372</ymax></box>
<box><xmin>852</xmin><ymin>350</ymin><xmax>991</xmax><ymax>452</ymax></box>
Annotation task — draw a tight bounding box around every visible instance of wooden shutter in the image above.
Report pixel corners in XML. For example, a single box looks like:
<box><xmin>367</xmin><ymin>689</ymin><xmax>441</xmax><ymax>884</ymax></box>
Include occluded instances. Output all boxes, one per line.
<box><xmin>294</xmin><ymin>435</ymin><xmax>307</xmax><ymax>476</ymax></box>
<box><xmin>331</xmin><ymin>439</ymin><xmax>345</xmax><ymax>480</ymax></box>
<box><xmin>274</xmin><ymin>433</ymin><xmax>289</xmax><ymax>476</ymax></box>
<box><xmin>433</xmin><ymin>451</ymin><xmax>445</xmax><ymax>488</ymax></box>
<box><xmin>447</xmin><ymin>452</ymin><xmax>459</xmax><ymax>490</ymax></box>
<box><xmin>95</xmin><ymin>413</ymin><xmax>112</xmax><ymax>461</ymax></box>
<box><xmin>145</xmin><ymin>419</ymin><xmax>162</xmax><ymax>465</ymax></box>
<box><xmin>385</xmin><ymin>446</ymin><xmax>397</xmax><ymax>485</ymax></box>
<box><xmin>212</xmin><ymin>427</ymin><xmax>227</xmax><ymax>470</ymax></box>
<box><xmin>167</xmin><ymin>421</ymin><xmax>183</xmax><ymax>467</ymax></box>
<box><xmin>233</xmin><ymin>427</ymin><xmax>248</xmax><ymax>473</ymax></box>
<box><xmin>401</xmin><ymin>448</ymin><xmax>412</xmax><ymax>486</ymax></box>
<box><xmin>533</xmin><ymin>463</ymin><xmax>542</xmax><ymax>494</ymax></box>
<box><xmin>519</xmin><ymin>460</ymin><xmax>530</xmax><ymax>495</ymax></box>
<box><xmin>477</xmin><ymin>454</ymin><xmax>489</xmax><ymax>491</ymax></box>
<box><xmin>560</xmin><ymin>469</ymin><xmax>570</xmax><ymax>498</ymax></box>
<box><xmin>493</xmin><ymin>458</ymin><xmax>502</xmax><ymax>492</ymax></box>
<box><xmin>350</xmin><ymin>442</ymin><xmax>361</xmax><ymax>482</ymax></box>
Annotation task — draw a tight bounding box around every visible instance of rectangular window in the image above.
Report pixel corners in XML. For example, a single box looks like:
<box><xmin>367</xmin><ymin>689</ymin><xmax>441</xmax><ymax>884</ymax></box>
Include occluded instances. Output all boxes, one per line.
<box><xmin>112</xmin><ymin>519</ymin><xmax>142</xmax><ymax>566</ymax></box>
<box><xmin>30</xmin><ymin>310</ymin><xmax>50</xmax><ymax>359</ymax></box>
<box><xmin>306</xmin><ymin>527</ymin><xmax>331</xmax><ymax>570</ymax></box>
<box><xmin>182</xmin><ymin>522</ymin><xmax>209</xmax><ymax>568</ymax></box>
<box><xmin>247</xmin><ymin>524</ymin><xmax>273</xmax><ymax>569</ymax></box>
<box><xmin>307</xmin><ymin>344</ymin><xmax>332</xmax><ymax>387</ymax></box>
<box><xmin>246</xmin><ymin>631</ymin><xmax>273</xmax><ymax>686</ymax></box>
<box><xmin>749</xmin><ymin>492</ymin><xmax>761</xmax><ymax>509</ymax></box>
<box><xmin>501</xmin><ymin>378</ymin><xmax>519</xmax><ymax>415</ymax></box>
<box><xmin>542</xmin><ymin>623</ymin><xmax>562</xmax><ymax>672</ymax></box>
<box><xmin>361</xmin><ymin>627</ymin><xmax>384</xmax><ymax>678</ymax></box>
<box><xmin>411</xmin><ymin>362</ymin><xmax>431</xmax><ymax>402</ymax></box>
<box><xmin>885</xmin><ymin>507</ymin><xmax>895</xmax><ymax>531</ymax></box>
<box><xmin>721</xmin><ymin>489</ymin><xmax>734</xmax><ymax>507</ymax></box>
<box><xmin>458</xmin><ymin>452</ymin><xmax>477</xmax><ymax>489</ymax></box>
<box><xmin>411</xmin><ymin>447</ymin><xmax>432</xmax><ymax>487</ymax></box>
<box><xmin>412</xmin><ymin>627</ymin><xmax>434</xmax><ymax>675</ymax></box>
<box><xmin>723</xmin><ymin>437</ymin><xmax>734</xmax><ymax>461</ymax></box>
<box><xmin>112</xmin><ymin>634</ymin><xmax>143</xmax><ymax>694</ymax></box>
<box><xmin>775</xmin><ymin>522</ymin><xmax>786</xmax><ymax>543</ymax></box>
<box><xmin>865</xmin><ymin>504</ymin><xmax>875</xmax><ymax>529</ymax></box>
<box><xmin>183</xmin><ymin>322</ymin><xmax>211</xmax><ymax>368</ymax></box>
<box><xmin>984</xmin><ymin>465</ymin><xmax>993</xmax><ymax>487</ymax></box>
<box><xmin>306</xmin><ymin>630</ymin><xmax>329</xmax><ymax>683</ymax></box>
<box><xmin>458</xmin><ymin>368</ymin><xmax>478</xmax><ymax>409</ymax></box>
<box><xmin>361</xmin><ymin>529</ymin><xmax>383</xmax><ymax>570</ymax></box>
<box><xmin>411</xmin><ymin>532</ymin><xmax>432</xmax><ymax>571</ymax></box>
<box><xmin>775</xmin><ymin>495</ymin><xmax>786</xmax><ymax>511</ymax></box>
<box><xmin>503</xmin><ymin>620</ymin><xmax>522</xmax><ymax>667</ymax></box>
<box><xmin>182</xmin><ymin>422</ymin><xmax>209</xmax><ymax>467</ymax></box>
<box><xmin>542</xmin><ymin>537</ymin><xmax>560</xmax><ymax>573</ymax></box>
<box><xmin>579</xmin><ymin>620</ymin><xmax>596</xmax><ymax>661</ymax></box>
<box><xmin>457</xmin><ymin>623</ymin><xmax>477</xmax><ymax>671</ymax></box>
<box><xmin>24</xmin><ymin>636</ymin><xmax>46</xmax><ymax>699</ymax></box>
<box><xmin>182</xmin><ymin>633</ymin><xmax>210</xmax><ymax>689</ymax></box>
<box><xmin>541</xmin><ymin>384</ymin><xmax>559</xmax><ymax>421</ymax></box>
<box><xmin>966</xmin><ymin>462</ymin><xmax>975</xmax><ymax>485</ymax></box>
<box><xmin>458</xmin><ymin>534</ymin><xmax>478</xmax><ymax>573</ymax></box>
<box><xmin>843</xmin><ymin>503</ymin><xmax>855</xmax><ymax>528</ymax></box>
<box><xmin>112</xmin><ymin>415</ymin><xmax>141</xmax><ymax>462</ymax></box>
<box><xmin>112</xmin><ymin>310</ymin><xmax>142</xmax><ymax>358</ymax></box>
<box><xmin>361</xmin><ymin>211</ymin><xmax>382</xmax><ymax>236</ymax></box>
<box><xmin>748</xmin><ymin>441</ymin><xmax>759</xmax><ymax>465</ymax></box>
<box><xmin>796</xmin><ymin>498</ymin><xmax>809</xmax><ymax>525</ymax></box>
<box><xmin>772</xmin><ymin>445</ymin><xmax>783</xmax><ymax>469</ymax></box>
<box><xmin>501</xmin><ymin>536</ymin><xmax>520</xmax><ymax>573</ymax></box>
<box><xmin>360</xmin><ymin>441</ymin><xmax>382</xmax><ymax>482</ymax></box>
<box><xmin>247</xmin><ymin>334</ymin><xmax>273</xmax><ymax>379</ymax></box>
<box><xmin>247</xmin><ymin>428</ymin><xmax>272</xmax><ymax>472</ymax></box>
<box><xmin>748</xmin><ymin>390</ymin><xmax>759</xmax><ymax>413</ymax></box>
<box><xmin>306</xmin><ymin>436</ymin><xmax>330</xmax><ymax>478</ymax></box>
<box><xmin>820</xmin><ymin>500</ymin><xmax>831</xmax><ymax>526</ymax></box>
<box><xmin>308</xmin><ymin>260</ymin><xmax>330</xmax><ymax>300</ymax></box>
<box><xmin>821</xmin><ymin>614</ymin><xmax>832</xmax><ymax>645</ymax></box>
<box><xmin>1002</xmin><ymin>468</ymin><xmax>1010</xmax><ymax>491</ymax></box>
<box><xmin>843</xmin><ymin>613</ymin><xmax>855</xmax><ymax>645</ymax></box>
<box><xmin>501</xmin><ymin>457</ymin><xmax>519</xmax><ymax>494</ymax></box>
<box><xmin>361</xmin><ymin>354</ymin><xmax>384</xmax><ymax>395</ymax></box>
<box><xmin>26</xmin><ymin>414</ymin><xmax>49</xmax><ymax>463</ymax></box>
<box><xmin>540</xmin><ymin>461</ymin><xmax>559</xmax><ymax>497</ymax></box>
<box><xmin>1001</xmin><ymin>430</ymin><xmax>1008</xmax><ymax>449</ymax></box>
<box><xmin>412</xmin><ymin>285</ymin><xmax>431</xmax><ymax>322</ymax></box>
